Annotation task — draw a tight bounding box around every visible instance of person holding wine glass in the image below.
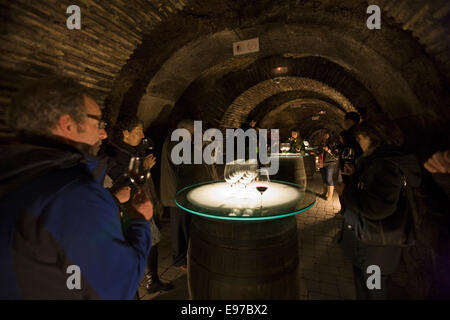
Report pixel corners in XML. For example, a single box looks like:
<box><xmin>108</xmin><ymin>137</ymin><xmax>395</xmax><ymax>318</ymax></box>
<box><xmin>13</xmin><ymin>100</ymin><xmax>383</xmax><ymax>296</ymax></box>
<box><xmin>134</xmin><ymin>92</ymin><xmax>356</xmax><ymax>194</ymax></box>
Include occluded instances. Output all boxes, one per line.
<box><xmin>103</xmin><ymin>116</ymin><xmax>174</xmax><ymax>295</ymax></box>
<box><xmin>335</xmin><ymin>113</ymin><xmax>421</xmax><ymax>299</ymax></box>
<box><xmin>336</xmin><ymin>112</ymin><xmax>363</xmax><ymax>215</ymax></box>
<box><xmin>0</xmin><ymin>77</ymin><xmax>153</xmax><ymax>299</ymax></box>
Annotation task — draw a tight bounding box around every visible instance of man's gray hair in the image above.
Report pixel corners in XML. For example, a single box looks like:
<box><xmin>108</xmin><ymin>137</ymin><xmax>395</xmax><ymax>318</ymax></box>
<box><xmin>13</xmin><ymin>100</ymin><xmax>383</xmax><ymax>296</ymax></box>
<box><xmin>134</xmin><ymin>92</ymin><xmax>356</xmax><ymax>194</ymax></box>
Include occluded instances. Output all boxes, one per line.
<box><xmin>7</xmin><ymin>76</ymin><xmax>89</xmax><ymax>136</ymax></box>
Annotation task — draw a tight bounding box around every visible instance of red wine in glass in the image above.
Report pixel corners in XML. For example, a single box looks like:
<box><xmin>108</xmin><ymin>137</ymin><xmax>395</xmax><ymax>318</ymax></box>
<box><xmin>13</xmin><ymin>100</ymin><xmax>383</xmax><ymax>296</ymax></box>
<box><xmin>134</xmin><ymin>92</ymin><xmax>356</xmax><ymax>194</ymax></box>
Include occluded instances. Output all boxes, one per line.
<box><xmin>255</xmin><ymin>168</ymin><xmax>270</xmax><ymax>214</ymax></box>
<box><xmin>256</xmin><ymin>186</ymin><xmax>268</xmax><ymax>194</ymax></box>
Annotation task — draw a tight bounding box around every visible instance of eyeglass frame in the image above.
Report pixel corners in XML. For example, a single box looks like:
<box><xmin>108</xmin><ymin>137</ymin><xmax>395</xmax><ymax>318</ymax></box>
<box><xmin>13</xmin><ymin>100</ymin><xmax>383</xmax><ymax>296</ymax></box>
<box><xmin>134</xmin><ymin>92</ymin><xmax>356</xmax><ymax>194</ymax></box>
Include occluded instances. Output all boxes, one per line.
<box><xmin>86</xmin><ymin>114</ymin><xmax>107</xmax><ymax>129</ymax></box>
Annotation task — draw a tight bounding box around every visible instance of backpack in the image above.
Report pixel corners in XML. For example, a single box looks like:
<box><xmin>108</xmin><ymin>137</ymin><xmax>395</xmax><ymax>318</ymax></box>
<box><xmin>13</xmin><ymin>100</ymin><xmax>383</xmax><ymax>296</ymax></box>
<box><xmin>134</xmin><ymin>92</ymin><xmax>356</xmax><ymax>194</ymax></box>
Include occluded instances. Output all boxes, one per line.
<box><xmin>353</xmin><ymin>162</ymin><xmax>418</xmax><ymax>247</ymax></box>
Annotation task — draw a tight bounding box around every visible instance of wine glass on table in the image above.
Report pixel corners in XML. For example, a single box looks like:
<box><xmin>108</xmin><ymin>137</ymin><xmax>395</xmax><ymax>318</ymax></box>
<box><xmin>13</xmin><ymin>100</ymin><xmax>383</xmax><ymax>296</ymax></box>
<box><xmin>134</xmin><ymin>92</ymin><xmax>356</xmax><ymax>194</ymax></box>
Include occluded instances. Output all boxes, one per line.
<box><xmin>224</xmin><ymin>160</ymin><xmax>245</xmax><ymax>188</ymax></box>
<box><xmin>255</xmin><ymin>168</ymin><xmax>270</xmax><ymax>214</ymax></box>
<box><xmin>240</xmin><ymin>160</ymin><xmax>258</xmax><ymax>189</ymax></box>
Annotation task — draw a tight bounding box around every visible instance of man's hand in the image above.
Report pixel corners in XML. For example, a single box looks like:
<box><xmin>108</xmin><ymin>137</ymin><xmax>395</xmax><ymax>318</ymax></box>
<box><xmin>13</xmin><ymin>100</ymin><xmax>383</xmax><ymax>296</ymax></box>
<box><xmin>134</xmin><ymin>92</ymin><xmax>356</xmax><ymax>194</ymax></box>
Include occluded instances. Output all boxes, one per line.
<box><xmin>114</xmin><ymin>186</ymin><xmax>131</xmax><ymax>203</ymax></box>
<box><xmin>335</xmin><ymin>183</ymin><xmax>345</xmax><ymax>195</ymax></box>
<box><xmin>424</xmin><ymin>150</ymin><xmax>450</xmax><ymax>174</ymax></box>
<box><xmin>129</xmin><ymin>188</ymin><xmax>153</xmax><ymax>221</ymax></box>
<box><xmin>143</xmin><ymin>154</ymin><xmax>156</xmax><ymax>170</ymax></box>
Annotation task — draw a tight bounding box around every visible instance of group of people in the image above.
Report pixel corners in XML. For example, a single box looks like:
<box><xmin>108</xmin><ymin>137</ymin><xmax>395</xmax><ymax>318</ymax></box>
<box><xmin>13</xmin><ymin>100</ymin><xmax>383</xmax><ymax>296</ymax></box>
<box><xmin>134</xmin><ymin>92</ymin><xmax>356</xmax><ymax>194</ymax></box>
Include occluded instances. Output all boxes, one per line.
<box><xmin>0</xmin><ymin>76</ymin><xmax>448</xmax><ymax>300</ymax></box>
<box><xmin>0</xmin><ymin>77</ymin><xmax>217</xmax><ymax>299</ymax></box>
<box><xmin>315</xmin><ymin>111</ymin><xmax>449</xmax><ymax>299</ymax></box>
<box><xmin>0</xmin><ymin>77</ymin><xmax>153</xmax><ymax>299</ymax></box>
<box><xmin>274</xmin><ymin>111</ymin><xmax>448</xmax><ymax>299</ymax></box>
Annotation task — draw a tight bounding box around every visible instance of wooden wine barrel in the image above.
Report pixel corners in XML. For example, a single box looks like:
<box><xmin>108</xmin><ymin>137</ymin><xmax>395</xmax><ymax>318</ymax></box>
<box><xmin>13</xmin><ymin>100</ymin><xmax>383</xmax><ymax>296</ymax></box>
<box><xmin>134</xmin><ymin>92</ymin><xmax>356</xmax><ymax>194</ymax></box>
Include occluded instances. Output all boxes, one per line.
<box><xmin>187</xmin><ymin>215</ymin><xmax>299</xmax><ymax>299</ymax></box>
<box><xmin>275</xmin><ymin>157</ymin><xmax>307</xmax><ymax>186</ymax></box>
<box><xmin>303</xmin><ymin>155</ymin><xmax>316</xmax><ymax>180</ymax></box>
<box><xmin>294</xmin><ymin>157</ymin><xmax>307</xmax><ymax>187</ymax></box>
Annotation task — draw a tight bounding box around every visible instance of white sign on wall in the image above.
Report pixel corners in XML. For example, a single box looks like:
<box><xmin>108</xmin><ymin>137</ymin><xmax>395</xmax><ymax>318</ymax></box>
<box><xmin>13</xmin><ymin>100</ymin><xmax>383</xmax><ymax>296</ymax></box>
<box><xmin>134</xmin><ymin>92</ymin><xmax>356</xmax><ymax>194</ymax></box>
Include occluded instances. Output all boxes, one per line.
<box><xmin>233</xmin><ymin>38</ymin><xmax>260</xmax><ymax>56</ymax></box>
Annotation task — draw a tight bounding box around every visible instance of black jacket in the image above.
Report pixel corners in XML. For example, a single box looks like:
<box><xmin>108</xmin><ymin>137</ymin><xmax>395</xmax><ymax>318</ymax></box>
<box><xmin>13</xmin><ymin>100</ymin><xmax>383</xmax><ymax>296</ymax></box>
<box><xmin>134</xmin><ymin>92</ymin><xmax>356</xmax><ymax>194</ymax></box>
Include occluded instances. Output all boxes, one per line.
<box><xmin>340</xmin><ymin>144</ymin><xmax>421</xmax><ymax>274</ymax></box>
<box><xmin>339</xmin><ymin>125</ymin><xmax>363</xmax><ymax>168</ymax></box>
<box><xmin>320</xmin><ymin>138</ymin><xmax>338</xmax><ymax>166</ymax></box>
<box><xmin>342</xmin><ymin>144</ymin><xmax>421</xmax><ymax>220</ymax></box>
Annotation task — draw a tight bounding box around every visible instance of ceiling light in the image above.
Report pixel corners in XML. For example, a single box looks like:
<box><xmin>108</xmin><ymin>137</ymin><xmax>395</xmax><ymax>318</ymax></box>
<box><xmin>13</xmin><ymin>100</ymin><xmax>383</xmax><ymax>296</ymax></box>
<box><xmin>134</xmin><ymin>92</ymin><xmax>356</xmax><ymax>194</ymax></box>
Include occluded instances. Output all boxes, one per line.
<box><xmin>271</xmin><ymin>66</ymin><xmax>288</xmax><ymax>76</ymax></box>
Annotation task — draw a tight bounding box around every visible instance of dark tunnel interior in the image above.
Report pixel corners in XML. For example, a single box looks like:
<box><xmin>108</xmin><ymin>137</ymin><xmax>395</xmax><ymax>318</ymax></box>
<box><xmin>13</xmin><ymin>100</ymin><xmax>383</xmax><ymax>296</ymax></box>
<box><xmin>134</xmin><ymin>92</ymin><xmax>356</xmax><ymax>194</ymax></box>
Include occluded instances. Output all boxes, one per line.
<box><xmin>0</xmin><ymin>0</ymin><xmax>449</xmax><ymax>303</ymax></box>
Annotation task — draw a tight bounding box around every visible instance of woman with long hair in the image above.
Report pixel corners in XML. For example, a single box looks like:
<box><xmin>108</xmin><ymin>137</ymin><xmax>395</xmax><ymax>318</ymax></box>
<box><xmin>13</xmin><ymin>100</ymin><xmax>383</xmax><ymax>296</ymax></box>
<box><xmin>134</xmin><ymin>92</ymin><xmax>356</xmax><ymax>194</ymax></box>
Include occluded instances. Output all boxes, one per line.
<box><xmin>319</xmin><ymin>132</ymin><xmax>338</xmax><ymax>200</ymax></box>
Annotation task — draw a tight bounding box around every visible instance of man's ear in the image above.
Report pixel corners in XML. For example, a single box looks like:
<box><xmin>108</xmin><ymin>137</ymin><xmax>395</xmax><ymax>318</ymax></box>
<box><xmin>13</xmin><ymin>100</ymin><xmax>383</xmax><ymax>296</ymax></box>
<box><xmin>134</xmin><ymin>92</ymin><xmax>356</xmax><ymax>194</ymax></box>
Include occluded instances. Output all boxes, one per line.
<box><xmin>123</xmin><ymin>130</ymin><xmax>130</xmax><ymax>140</ymax></box>
<box><xmin>57</xmin><ymin>115</ymin><xmax>77</xmax><ymax>135</ymax></box>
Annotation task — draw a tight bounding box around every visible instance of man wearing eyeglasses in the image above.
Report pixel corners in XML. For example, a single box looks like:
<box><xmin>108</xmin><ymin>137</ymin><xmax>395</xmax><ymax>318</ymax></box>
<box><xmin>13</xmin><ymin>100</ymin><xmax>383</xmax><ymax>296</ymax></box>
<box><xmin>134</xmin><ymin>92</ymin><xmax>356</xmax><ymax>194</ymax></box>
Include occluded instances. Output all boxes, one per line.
<box><xmin>0</xmin><ymin>76</ymin><xmax>153</xmax><ymax>299</ymax></box>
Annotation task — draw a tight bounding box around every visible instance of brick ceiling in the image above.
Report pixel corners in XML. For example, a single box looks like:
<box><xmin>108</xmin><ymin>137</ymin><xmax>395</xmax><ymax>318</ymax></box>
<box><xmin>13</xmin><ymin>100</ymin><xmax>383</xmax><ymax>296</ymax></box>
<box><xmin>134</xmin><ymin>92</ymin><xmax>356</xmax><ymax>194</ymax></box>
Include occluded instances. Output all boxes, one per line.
<box><xmin>0</xmin><ymin>0</ymin><xmax>448</xmax><ymax>148</ymax></box>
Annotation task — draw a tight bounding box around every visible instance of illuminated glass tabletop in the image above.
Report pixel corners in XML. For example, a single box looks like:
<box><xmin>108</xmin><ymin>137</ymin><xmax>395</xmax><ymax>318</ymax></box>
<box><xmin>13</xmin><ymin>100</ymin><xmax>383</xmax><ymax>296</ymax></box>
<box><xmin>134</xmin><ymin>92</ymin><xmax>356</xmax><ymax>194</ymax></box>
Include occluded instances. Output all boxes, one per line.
<box><xmin>175</xmin><ymin>180</ymin><xmax>316</xmax><ymax>221</ymax></box>
<box><xmin>269</xmin><ymin>153</ymin><xmax>310</xmax><ymax>158</ymax></box>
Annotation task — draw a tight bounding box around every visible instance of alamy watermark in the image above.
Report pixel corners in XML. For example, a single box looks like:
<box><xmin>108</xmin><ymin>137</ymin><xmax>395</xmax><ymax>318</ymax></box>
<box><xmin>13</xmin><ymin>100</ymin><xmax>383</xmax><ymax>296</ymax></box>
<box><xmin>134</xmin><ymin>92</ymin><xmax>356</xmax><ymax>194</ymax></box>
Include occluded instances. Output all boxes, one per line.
<box><xmin>170</xmin><ymin>121</ymin><xmax>280</xmax><ymax>175</ymax></box>
<box><xmin>66</xmin><ymin>4</ymin><xmax>381</xmax><ymax>31</ymax></box>
<box><xmin>366</xmin><ymin>5</ymin><xmax>381</xmax><ymax>30</ymax></box>
<box><xmin>66</xmin><ymin>5</ymin><xmax>81</xmax><ymax>30</ymax></box>
<box><xmin>366</xmin><ymin>265</ymin><xmax>381</xmax><ymax>290</ymax></box>
<box><xmin>66</xmin><ymin>265</ymin><xmax>81</xmax><ymax>290</ymax></box>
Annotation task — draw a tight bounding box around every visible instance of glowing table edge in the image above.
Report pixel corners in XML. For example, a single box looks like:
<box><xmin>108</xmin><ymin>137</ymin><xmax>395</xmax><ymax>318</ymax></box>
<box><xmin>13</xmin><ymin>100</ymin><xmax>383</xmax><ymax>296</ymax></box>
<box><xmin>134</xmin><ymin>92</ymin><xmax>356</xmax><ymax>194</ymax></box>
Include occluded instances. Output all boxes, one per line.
<box><xmin>175</xmin><ymin>179</ymin><xmax>316</xmax><ymax>221</ymax></box>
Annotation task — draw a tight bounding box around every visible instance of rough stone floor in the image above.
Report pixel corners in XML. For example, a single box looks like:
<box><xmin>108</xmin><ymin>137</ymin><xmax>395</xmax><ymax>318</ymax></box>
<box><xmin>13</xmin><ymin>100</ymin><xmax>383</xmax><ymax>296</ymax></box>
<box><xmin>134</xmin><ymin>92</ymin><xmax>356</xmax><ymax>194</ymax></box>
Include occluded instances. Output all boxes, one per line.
<box><xmin>138</xmin><ymin>172</ymin><xmax>408</xmax><ymax>300</ymax></box>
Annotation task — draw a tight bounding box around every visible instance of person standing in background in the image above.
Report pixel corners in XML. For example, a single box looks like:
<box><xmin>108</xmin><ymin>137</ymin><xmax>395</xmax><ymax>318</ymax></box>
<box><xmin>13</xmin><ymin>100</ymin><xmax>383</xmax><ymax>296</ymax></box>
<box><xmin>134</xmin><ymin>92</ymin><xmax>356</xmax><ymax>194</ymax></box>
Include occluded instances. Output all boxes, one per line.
<box><xmin>160</xmin><ymin>119</ymin><xmax>218</xmax><ymax>271</ymax></box>
<box><xmin>287</xmin><ymin>128</ymin><xmax>304</xmax><ymax>154</ymax></box>
<box><xmin>335</xmin><ymin>113</ymin><xmax>421</xmax><ymax>300</ymax></box>
<box><xmin>337</xmin><ymin>112</ymin><xmax>363</xmax><ymax>213</ymax></box>
<box><xmin>319</xmin><ymin>132</ymin><xmax>338</xmax><ymax>200</ymax></box>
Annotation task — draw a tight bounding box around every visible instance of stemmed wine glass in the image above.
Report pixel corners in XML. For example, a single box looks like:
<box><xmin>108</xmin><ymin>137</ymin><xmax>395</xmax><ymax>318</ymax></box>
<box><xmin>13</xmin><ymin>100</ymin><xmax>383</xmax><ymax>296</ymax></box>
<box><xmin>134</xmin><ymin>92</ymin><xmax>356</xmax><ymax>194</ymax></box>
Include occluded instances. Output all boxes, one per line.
<box><xmin>224</xmin><ymin>159</ymin><xmax>244</xmax><ymax>188</ymax></box>
<box><xmin>126</xmin><ymin>156</ymin><xmax>150</xmax><ymax>185</ymax></box>
<box><xmin>140</xmin><ymin>138</ymin><xmax>154</xmax><ymax>156</ymax></box>
<box><xmin>239</xmin><ymin>159</ymin><xmax>258</xmax><ymax>189</ymax></box>
<box><xmin>255</xmin><ymin>168</ymin><xmax>270</xmax><ymax>214</ymax></box>
<box><xmin>341</xmin><ymin>147</ymin><xmax>355</xmax><ymax>175</ymax></box>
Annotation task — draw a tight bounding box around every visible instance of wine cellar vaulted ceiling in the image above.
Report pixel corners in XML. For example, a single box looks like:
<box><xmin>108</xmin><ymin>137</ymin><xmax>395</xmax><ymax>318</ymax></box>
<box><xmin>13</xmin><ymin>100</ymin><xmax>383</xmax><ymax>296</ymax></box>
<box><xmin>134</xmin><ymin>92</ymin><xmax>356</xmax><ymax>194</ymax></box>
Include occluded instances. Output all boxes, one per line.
<box><xmin>0</xmin><ymin>0</ymin><xmax>448</xmax><ymax>146</ymax></box>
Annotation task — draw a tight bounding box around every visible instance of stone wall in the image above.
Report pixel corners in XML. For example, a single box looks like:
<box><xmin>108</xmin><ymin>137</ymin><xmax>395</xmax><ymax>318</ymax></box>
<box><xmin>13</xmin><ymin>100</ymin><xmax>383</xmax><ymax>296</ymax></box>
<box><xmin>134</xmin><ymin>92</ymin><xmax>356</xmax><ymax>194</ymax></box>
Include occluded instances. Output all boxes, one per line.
<box><xmin>0</xmin><ymin>0</ymin><xmax>185</xmax><ymax>134</ymax></box>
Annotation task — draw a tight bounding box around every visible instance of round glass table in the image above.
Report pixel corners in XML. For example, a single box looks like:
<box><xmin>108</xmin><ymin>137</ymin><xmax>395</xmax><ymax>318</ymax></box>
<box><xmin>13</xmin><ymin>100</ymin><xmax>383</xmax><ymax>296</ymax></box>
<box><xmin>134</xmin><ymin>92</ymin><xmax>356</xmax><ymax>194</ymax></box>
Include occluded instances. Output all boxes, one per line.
<box><xmin>176</xmin><ymin>180</ymin><xmax>316</xmax><ymax>221</ymax></box>
<box><xmin>175</xmin><ymin>180</ymin><xmax>316</xmax><ymax>299</ymax></box>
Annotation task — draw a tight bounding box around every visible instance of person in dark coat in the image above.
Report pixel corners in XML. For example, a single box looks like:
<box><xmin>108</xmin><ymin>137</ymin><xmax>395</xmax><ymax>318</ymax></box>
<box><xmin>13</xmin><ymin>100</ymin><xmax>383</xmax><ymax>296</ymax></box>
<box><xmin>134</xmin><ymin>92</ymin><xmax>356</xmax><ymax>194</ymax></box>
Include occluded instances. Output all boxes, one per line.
<box><xmin>0</xmin><ymin>77</ymin><xmax>152</xmax><ymax>299</ymax></box>
<box><xmin>337</xmin><ymin>112</ymin><xmax>363</xmax><ymax>214</ymax></box>
<box><xmin>423</xmin><ymin>150</ymin><xmax>450</xmax><ymax>298</ymax></box>
<box><xmin>102</xmin><ymin>116</ymin><xmax>174</xmax><ymax>294</ymax></box>
<box><xmin>160</xmin><ymin>119</ymin><xmax>217</xmax><ymax>271</ymax></box>
<box><xmin>335</xmin><ymin>113</ymin><xmax>421</xmax><ymax>300</ymax></box>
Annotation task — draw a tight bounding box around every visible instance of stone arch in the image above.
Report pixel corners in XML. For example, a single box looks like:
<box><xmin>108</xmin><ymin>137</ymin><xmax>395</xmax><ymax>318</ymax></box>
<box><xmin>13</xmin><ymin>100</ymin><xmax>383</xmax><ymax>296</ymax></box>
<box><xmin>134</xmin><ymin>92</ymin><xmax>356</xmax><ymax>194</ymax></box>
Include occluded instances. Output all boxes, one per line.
<box><xmin>135</xmin><ymin>22</ymin><xmax>432</xmax><ymax>129</ymax></box>
<box><xmin>220</xmin><ymin>77</ymin><xmax>355</xmax><ymax>128</ymax></box>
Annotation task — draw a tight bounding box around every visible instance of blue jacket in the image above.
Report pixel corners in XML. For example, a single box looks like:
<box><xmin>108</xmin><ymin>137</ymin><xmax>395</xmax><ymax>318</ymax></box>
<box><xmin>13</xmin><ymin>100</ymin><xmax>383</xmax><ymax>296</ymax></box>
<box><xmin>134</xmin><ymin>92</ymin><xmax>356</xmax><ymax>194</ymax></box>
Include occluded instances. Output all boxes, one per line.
<box><xmin>0</xmin><ymin>136</ymin><xmax>151</xmax><ymax>299</ymax></box>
